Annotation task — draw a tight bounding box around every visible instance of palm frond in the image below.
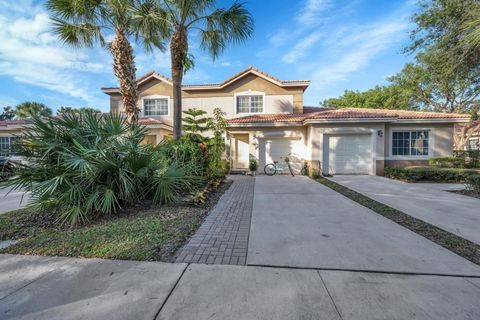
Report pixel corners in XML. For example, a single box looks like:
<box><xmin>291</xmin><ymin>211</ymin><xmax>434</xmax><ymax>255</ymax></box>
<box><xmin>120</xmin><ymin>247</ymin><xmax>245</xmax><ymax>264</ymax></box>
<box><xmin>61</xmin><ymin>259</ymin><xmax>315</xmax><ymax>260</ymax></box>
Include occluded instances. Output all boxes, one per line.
<box><xmin>51</xmin><ymin>18</ymin><xmax>104</xmax><ymax>47</ymax></box>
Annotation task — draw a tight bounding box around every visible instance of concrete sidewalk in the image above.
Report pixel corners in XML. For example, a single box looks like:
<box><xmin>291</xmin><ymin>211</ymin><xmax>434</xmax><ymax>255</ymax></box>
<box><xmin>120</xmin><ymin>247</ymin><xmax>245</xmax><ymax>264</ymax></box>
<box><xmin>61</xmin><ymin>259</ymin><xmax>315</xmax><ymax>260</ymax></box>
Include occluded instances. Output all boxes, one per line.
<box><xmin>0</xmin><ymin>186</ymin><xmax>29</xmax><ymax>215</ymax></box>
<box><xmin>330</xmin><ymin>175</ymin><xmax>480</xmax><ymax>245</ymax></box>
<box><xmin>1</xmin><ymin>254</ymin><xmax>480</xmax><ymax>320</ymax></box>
<box><xmin>247</xmin><ymin>175</ymin><xmax>480</xmax><ymax>276</ymax></box>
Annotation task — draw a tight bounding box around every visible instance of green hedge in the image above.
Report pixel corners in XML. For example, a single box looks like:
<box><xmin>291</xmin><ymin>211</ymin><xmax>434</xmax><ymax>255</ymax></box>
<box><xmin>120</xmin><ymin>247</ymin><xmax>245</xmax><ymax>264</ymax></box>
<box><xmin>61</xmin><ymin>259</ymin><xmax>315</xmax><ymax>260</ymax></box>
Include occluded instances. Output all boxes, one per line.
<box><xmin>429</xmin><ymin>156</ymin><xmax>480</xmax><ymax>169</ymax></box>
<box><xmin>465</xmin><ymin>175</ymin><xmax>480</xmax><ymax>193</ymax></box>
<box><xmin>385</xmin><ymin>166</ymin><xmax>480</xmax><ymax>183</ymax></box>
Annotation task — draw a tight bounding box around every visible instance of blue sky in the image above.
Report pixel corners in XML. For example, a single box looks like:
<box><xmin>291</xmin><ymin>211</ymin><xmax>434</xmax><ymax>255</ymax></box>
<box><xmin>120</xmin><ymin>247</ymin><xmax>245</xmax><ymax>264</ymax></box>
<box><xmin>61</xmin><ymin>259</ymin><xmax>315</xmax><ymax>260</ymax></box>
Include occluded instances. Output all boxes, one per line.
<box><xmin>0</xmin><ymin>0</ymin><xmax>417</xmax><ymax>113</ymax></box>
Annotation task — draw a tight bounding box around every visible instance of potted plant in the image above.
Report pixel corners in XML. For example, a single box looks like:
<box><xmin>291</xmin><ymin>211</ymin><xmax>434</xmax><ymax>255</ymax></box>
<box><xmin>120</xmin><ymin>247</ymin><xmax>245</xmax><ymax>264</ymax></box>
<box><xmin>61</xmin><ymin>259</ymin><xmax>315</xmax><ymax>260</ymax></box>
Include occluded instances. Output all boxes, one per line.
<box><xmin>249</xmin><ymin>159</ymin><xmax>258</xmax><ymax>177</ymax></box>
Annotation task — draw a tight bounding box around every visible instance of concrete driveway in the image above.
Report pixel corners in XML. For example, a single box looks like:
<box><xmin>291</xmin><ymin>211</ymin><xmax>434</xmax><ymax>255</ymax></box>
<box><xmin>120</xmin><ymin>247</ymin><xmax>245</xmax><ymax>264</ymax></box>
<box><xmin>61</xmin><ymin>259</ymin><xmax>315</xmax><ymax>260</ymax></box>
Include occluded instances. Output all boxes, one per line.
<box><xmin>2</xmin><ymin>254</ymin><xmax>480</xmax><ymax>320</ymax></box>
<box><xmin>330</xmin><ymin>175</ymin><xmax>480</xmax><ymax>245</ymax></box>
<box><xmin>0</xmin><ymin>186</ymin><xmax>29</xmax><ymax>215</ymax></box>
<box><xmin>247</xmin><ymin>175</ymin><xmax>480</xmax><ymax>276</ymax></box>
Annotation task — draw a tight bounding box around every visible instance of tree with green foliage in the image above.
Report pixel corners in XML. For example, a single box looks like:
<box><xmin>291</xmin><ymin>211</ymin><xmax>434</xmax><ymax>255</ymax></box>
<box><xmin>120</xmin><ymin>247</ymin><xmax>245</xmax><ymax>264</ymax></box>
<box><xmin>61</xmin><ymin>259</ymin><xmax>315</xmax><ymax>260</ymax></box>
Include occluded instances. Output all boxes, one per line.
<box><xmin>47</xmin><ymin>0</ymin><xmax>167</xmax><ymax>124</ymax></box>
<box><xmin>321</xmin><ymin>85</ymin><xmax>414</xmax><ymax>110</ymax></box>
<box><xmin>182</xmin><ymin>108</ymin><xmax>210</xmax><ymax>143</ymax></box>
<box><xmin>0</xmin><ymin>106</ymin><xmax>15</xmax><ymax>121</ymax></box>
<box><xmin>149</xmin><ymin>0</ymin><xmax>254</xmax><ymax>140</ymax></box>
<box><xmin>389</xmin><ymin>52</ymin><xmax>480</xmax><ymax>113</ymax></box>
<box><xmin>57</xmin><ymin>107</ymin><xmax>102</xmax><ymax>116</ymax></box>
<box><xmin>14</xmin><ymin>102</ymin><xmax>53</xmax><ymax>118</ymax></box>
<box><xmin>399</xmin><ymin>0</ymin><xmax>480</xmax><ymax>113</ymax></box>
<box><xmin>206</xmin><ymin>108</ymin><xmax>228</xmax><ymax>180</ymax></box>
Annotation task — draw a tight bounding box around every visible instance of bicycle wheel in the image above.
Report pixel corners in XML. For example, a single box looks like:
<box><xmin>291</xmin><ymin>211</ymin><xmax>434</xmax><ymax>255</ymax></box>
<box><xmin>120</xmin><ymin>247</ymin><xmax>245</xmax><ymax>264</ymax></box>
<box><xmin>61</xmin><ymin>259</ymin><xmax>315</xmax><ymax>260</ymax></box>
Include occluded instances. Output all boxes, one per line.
<box><xmin>264</xmin><ymin>164</ymin><xmax>276</xmax><ymax>176</ymax></box>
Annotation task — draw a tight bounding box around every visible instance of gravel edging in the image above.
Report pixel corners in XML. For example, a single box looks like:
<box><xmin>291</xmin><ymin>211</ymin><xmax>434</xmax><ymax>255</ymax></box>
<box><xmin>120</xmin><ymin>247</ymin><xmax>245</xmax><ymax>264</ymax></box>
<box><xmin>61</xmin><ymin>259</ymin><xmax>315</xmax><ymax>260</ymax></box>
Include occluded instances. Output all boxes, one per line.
<box><xmin>316</xmin><ymin>177</ymin><xmax>480</xmax><ymax>266</ymax></box>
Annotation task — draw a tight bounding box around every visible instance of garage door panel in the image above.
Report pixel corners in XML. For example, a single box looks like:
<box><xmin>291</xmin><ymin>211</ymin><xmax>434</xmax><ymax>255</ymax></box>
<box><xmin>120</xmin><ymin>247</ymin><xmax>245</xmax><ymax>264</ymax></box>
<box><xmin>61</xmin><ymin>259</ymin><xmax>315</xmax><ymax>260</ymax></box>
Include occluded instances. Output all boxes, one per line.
<box><xmin>329</xmin><ymin>135</ymin><xmax>372</xmax><ymax>175</ymax></box>
<box><xmin>260</xmin><ymin>138</ymin><xmax>304</xmax><ymax>174</ymax></box>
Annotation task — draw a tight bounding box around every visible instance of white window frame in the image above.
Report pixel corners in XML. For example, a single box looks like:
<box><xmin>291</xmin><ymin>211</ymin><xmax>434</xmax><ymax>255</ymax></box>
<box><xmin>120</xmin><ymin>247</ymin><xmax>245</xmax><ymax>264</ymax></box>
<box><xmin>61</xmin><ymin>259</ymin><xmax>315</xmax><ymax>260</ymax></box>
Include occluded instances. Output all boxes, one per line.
<box><xmin>0</xmin><ymin>136</ymin><xmax>19</xmax><ymax>157</ymax></box>
<box><xmin>234</xmin><ymin>91</ymin><xmax>266</xmax><ymax>115</ymax></box>
<box><xmin>469</xmin><ymin>137</ymin><xmax>480</xmax><ymax>150</ymax></box>
<box><xmin>142</xmin><ymin>95</ymin><xmax>170</xmax><ymax>117</ymax></box>
<box><xmin>390</xmin><ymin>129</ymin><xmax>432</xmax><ymax>159</ymax></box>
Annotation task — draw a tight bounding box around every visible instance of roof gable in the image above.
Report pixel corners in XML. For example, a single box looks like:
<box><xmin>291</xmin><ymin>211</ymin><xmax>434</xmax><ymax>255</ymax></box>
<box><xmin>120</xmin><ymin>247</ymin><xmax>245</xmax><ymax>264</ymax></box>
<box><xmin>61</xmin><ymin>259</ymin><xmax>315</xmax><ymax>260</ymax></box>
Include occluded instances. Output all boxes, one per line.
<box><xmin>101</xmin><ymin>67</ymin><xmax>310</xmax><ymax>94</ymax></box>
<box><xmin>182</xmin><ymin>66</ymin><xmax>310</xmax><ymax>90</ymax></box>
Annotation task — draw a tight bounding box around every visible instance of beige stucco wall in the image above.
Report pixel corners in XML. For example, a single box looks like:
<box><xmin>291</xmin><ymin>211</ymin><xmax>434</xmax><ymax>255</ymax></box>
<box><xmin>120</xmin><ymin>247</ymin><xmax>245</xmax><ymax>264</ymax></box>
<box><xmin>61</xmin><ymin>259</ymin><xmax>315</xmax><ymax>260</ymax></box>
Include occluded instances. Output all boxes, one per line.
<box><xmin>0</xmin><ymin>126</ymin><xmax>29</xmax><ymax>137</ymax></box>
<box><xmin>384</xmin><ymin>123</ymin><xmax>454</xmax><ymax>159</ymax></box>
<box><xmin>228</xmin><ymin>126</ymin><xmax>307</xmax><ymax>172</ymax></box>
<box><xmin>110</xmin><ymin>74</ymin><xmax>306</xmax><ymax>124</ymax></box>
<box><xmin>306</xmin><ymin>122</ymin><xmax>386</xmax><ymax>175</ymax></box>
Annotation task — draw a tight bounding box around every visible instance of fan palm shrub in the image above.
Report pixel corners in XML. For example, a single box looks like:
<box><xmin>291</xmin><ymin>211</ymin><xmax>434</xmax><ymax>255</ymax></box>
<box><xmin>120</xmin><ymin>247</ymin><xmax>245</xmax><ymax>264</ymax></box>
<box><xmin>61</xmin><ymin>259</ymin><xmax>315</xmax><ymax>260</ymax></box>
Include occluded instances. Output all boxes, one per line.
<box><xmin>6</xmin><ymin>110</ymin><xmax>200</xmax><ymax>225</ymax></box>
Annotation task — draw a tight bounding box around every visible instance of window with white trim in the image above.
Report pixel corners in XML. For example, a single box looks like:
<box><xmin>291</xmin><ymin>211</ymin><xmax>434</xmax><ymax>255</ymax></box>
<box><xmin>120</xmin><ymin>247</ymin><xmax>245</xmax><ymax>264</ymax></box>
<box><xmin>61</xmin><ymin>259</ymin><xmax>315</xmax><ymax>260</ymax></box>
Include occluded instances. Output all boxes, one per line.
<box><xmin>0</xmin><ymin>136</ymin><xmax>19</xmax><ymax>157</ymax></box>
<box><xmin>469</xmin><ymin>137</ymin><xmax>479</xmax><ymax>150</ymax></box>
<box><xmin>392</xmin><ymin>130</ymin><xmax>429</xmax><ymax>156</ymax></box>
<box><xmin>236</xmin><ymin>95</ymin><xmax>264</xmax><ymax>113</ymax></box>
<box><xmin>144</xmin><ymin>98</ymin><xmax>168</xmax><ymax>116</ymax></box>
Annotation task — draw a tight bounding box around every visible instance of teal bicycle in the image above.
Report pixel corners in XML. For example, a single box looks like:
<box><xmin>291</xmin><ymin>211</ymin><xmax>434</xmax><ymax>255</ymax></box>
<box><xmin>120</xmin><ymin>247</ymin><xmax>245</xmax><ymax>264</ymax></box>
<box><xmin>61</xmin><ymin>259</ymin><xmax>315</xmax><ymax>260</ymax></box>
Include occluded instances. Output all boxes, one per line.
<box><xmin>264</xmin><ymin>156</ymin><xmax>295</xmax><ymax>176</ymax></box>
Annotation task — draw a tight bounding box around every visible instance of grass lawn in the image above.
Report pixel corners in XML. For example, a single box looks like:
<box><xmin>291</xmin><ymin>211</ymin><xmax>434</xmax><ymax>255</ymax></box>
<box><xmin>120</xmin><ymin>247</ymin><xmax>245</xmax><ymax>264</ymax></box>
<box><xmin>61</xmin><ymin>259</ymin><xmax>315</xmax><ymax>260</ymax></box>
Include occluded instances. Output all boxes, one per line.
<box><xmin>315</xmin><ymin>177</ymin><xmax>480</xmax><ymax>266</ymax></box>
<box><xmin>0</xmin><ymin>180</ymin><xmax>233</xmax><ymax>261</ymax></box>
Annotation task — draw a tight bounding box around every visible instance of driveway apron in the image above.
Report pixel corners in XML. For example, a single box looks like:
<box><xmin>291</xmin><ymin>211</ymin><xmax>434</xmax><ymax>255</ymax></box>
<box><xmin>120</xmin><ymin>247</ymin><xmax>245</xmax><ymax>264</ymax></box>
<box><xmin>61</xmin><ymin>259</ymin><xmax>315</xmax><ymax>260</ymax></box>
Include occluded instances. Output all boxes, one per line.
<box><xmin>331</xmin><ymin>175</ymin><xmax>480</xmax><ymax>245</ymax></box>
<box><xmin>247</xmin><ymin>175</ymin><xmax>480</xmax><ymax>276</ymax></box>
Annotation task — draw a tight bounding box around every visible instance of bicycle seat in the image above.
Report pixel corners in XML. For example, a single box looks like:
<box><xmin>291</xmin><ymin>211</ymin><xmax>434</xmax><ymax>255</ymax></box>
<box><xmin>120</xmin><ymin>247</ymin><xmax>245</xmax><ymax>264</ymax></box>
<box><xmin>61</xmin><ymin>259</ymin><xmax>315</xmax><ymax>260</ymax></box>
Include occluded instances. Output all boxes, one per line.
<box><xmin>273</xmin><ymin>161</ymin><xmax>279</xmax><ymax>164</ymax></box>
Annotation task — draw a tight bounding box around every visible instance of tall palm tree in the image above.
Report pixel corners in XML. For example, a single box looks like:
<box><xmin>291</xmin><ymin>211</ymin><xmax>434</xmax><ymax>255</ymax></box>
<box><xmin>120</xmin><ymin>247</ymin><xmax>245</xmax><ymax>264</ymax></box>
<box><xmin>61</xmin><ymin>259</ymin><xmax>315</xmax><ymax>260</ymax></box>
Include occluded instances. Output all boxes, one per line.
<box><xmin>154</xmin><ymin>0</ymin><xmax>254</xmax><ymax>139</ymax></box>
<box><xmin>46</xmin><ymin>0</ymin><xmax>168</xmax><ymax>124</ymax></box>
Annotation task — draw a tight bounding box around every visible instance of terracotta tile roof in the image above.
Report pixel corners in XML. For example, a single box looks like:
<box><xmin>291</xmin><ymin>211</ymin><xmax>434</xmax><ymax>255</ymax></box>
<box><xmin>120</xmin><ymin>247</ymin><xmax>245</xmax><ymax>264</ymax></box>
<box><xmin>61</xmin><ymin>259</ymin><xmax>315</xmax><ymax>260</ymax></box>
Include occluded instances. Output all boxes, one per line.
<box><xmin>102</xmin><ymin>66</ymin><xmax>312</xmax><ymax>92</ymax></box>
<box><xmin>0</xmin><ymin>119</ymin><xmax>32</xmax><ymax>127</ymax></box>
<box><xmin>183</xmin><ymin>66</ymin><xmax>310</xmax><ymax>89</ymax></box>
<box><xmin>137</xmin><ymin>117</ymin><xmax>165</xmax><ymax>125</ymax></box>
<box><xmin>227</xmin><ymin>107</ymin><xmax>470</xmax><ymax>124</ymax></box>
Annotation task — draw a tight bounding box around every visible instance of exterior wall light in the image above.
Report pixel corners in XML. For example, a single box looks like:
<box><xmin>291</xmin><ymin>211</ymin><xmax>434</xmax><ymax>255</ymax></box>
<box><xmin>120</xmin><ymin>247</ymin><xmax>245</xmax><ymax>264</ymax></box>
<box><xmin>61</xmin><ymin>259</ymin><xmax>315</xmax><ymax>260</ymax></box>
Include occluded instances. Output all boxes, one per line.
<box><xmin>377</xmin><ymin>130</ymin><xmax>384</xmax><ymax>137</ymax></box>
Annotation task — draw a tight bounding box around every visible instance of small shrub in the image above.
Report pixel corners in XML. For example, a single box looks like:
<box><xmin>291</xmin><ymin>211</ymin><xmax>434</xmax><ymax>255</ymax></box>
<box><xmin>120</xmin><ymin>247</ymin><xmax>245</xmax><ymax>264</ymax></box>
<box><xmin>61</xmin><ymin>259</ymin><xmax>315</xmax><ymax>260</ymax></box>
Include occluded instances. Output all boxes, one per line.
<box><xmin>385</xmin><ymin>166</ymin><xmax>480</xmax><ymax>183</ymax></box>
<box><xmin>465</xmin><ymin>175</ymin><xmax>480</xmax><ymax>193</ymax></box>
<box><xmin>429</xmin><ymin>157</ymin><xmax>467</xmax><ymax>168</ymax></box>
<box><xmin>249</xmin><ymin>159</ymin><xmax>258</xmax><ymax>172</ymax></box>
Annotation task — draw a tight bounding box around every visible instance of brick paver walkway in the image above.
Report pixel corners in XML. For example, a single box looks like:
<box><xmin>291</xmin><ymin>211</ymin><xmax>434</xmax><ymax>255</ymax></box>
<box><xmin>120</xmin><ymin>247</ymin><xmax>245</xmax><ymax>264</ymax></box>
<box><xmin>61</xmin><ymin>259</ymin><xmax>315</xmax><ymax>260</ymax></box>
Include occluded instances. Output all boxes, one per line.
<box><xmin>175</xmin><ymin>175</ymin><xmax>254</xmax><ymax>265</ymax></box>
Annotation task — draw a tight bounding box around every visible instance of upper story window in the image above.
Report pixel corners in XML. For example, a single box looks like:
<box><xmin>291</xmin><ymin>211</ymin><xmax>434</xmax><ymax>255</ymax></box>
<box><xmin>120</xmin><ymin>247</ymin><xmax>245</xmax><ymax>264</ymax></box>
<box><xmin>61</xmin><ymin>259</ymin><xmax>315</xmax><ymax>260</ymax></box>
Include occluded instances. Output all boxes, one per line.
<box><xmin>144</xmin><ymin>98</ymin><xmax>168</xmax><ymax>116</ymax></box>
<box><xmin>0</xmin><ymin>136</ymin><xmax>19</xmax><ymax>157</ymax></box>
<box><xmin>392</xmin><ymin>130</ymin><xmax>429</xmax><ymax>156</ymax></box>
<box><xmin>236</xmin><ymin>95</ymin><xmax>264</xmax><ymax>114</ymax></box>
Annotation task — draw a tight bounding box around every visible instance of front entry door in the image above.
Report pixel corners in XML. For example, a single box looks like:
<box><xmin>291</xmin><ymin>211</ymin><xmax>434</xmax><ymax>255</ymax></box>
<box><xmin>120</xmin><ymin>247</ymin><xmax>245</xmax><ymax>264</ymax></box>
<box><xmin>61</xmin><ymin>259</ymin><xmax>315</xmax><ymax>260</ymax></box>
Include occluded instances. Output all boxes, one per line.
<box><xmin>235</xmin><ymin>134</ymin><xmax>250</xmax><ymax>169</ymax></box>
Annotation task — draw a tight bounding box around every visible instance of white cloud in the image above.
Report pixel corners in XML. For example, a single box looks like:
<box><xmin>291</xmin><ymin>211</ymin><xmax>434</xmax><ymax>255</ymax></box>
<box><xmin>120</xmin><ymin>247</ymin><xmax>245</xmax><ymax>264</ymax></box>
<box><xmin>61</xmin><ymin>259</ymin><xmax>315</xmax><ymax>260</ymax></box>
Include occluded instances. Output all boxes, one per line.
<box><xmin>296</xmin><ymin>0</ymin><xmax>332</xmax><ymax>27</ymax></box>
<box><xmin>0</xmin><ymin>2</ymin><xmax>110</xmax><ymax>104</ymax></box>
<box><xmin>309</xmin><ymin>16</ymin><xmax>411</xmax><ymax>92</ymax></box>
<box><xmin>282</xmin><ymin>32</ymin><xmax>323</xmax><ymax>64</ymax></box>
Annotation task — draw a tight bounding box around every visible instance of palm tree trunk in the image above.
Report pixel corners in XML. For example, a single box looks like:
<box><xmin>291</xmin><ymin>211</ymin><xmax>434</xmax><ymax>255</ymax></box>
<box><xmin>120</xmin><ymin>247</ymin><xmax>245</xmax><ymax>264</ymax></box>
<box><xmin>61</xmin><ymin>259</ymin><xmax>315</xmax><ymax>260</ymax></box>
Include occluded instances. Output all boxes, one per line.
<box><xmin>110</xmin><ymin>29</ymin><xmax>139</xmax><ymax>124</ymax></box>
<box><xmin>170</xmin><ymin>28</ymin><xmax>188</xmax><ymax>140</ymax></box>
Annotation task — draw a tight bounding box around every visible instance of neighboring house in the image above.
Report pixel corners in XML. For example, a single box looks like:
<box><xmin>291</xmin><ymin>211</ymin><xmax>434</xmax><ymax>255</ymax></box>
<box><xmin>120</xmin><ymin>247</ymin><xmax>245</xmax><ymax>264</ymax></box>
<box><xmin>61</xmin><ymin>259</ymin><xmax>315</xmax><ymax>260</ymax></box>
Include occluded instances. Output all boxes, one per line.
<box><xmin>0</xmin><ymin>67</ymin><xmax>471</xmax><ymax>175</ymax></box>
<box><xmin>454</xmin><ymin>121</ymin><xmax>480</xmax><ymax>151</ymax></box>
<box><xmin>0</xmin><ymin>120</ymin><xmax>29</xmax><ymax>159</ymax></box>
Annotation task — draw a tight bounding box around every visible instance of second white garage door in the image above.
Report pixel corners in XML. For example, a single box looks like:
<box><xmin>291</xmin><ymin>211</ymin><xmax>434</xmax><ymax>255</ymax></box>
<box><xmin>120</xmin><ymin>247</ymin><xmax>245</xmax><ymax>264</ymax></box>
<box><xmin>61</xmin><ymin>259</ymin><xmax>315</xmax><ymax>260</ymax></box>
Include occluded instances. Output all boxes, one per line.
<box><xmin>328</xmin><ymin>135</ymin><xmax>372</xmax><ymax>174</ymax></box>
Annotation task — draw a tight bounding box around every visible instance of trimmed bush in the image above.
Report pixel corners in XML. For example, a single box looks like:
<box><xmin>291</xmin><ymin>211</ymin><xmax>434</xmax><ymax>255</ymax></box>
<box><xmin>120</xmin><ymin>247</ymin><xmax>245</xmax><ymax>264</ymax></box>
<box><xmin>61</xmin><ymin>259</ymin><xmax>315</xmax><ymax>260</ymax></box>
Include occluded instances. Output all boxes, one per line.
<box><xmin>465</xmin><ymin>175</ymin><xmax>480</xmax><ymax>193</ymax></box>
<box><xmin>429</xmin><ymin>157</ymin><xmax>468</xmax><ymax>168</ymax></box>
<box><xmin>385</xmin><ymin>166</ymin><xmax>480</xmax><ymax>183</ymax></box>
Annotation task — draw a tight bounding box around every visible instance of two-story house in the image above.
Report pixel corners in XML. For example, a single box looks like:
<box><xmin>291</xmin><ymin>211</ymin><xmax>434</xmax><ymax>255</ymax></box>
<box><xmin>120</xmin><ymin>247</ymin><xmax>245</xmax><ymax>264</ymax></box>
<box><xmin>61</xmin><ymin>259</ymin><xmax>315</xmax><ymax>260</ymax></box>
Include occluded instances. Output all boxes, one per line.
<box><xmin>101</xmin><ymin>66</ymin><xmax>470</xmax><ymax>175</ymax></box>
<box><xmin>0</xmin><ymin>66</ymin><xmax>470</xmax><ymax>175</ymax></box>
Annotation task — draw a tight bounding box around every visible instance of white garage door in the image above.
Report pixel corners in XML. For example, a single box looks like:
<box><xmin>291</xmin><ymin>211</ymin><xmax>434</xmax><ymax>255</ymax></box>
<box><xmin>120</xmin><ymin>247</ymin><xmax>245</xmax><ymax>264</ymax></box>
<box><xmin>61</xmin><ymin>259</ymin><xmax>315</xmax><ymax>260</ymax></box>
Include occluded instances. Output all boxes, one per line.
<box><xmin>328</xmin><ymin>135</ymin><xmax>372</xmax><ymax>174</ymax></box>
<box><xmin>261</xmin><ymin>138</ymin><xmax>304</xmax><ymax>174</ymax></box>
